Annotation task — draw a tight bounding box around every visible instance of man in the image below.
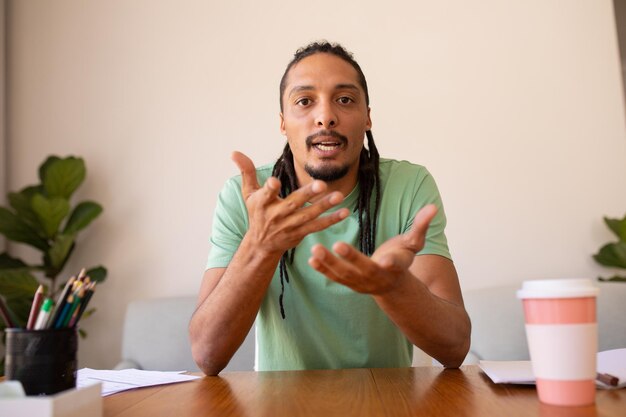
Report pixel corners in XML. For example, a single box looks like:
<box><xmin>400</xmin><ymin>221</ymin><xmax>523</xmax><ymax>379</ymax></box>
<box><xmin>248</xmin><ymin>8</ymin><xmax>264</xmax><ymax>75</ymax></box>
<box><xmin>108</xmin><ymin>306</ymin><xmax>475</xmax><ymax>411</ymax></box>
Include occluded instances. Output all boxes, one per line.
<box><xmin>190</xmin><ymin>41</ymin><xmax>470</xmax><ymax>375</ymax></box>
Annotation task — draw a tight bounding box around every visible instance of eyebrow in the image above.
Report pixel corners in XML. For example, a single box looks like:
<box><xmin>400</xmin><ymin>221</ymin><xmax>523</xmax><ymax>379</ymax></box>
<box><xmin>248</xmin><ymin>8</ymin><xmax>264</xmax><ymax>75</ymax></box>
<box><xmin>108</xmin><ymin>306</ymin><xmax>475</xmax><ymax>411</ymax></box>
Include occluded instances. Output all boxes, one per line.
<box><xmin>288</xmin><ymin>85</ymin><xmax>315</xmax><ymax>97</ymax></box>
<box><xmin>288</xmin><ymin>83</ymin><xmax>360</xmax><ymax>98</ymax></box>
<box><xmin>335</xmin><ymin>83</ymin><xmax>360</xmax><ymax>92</ymax></box>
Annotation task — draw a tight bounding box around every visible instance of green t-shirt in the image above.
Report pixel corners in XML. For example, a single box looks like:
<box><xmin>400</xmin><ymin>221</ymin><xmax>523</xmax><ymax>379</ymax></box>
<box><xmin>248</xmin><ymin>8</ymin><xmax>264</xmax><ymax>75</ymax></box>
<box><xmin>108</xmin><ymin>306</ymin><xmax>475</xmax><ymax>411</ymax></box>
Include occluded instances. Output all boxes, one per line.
<box><xmin>206</xmin><ymin>158</ymin><xmax>451</xmax><ymax>371</ymax></box>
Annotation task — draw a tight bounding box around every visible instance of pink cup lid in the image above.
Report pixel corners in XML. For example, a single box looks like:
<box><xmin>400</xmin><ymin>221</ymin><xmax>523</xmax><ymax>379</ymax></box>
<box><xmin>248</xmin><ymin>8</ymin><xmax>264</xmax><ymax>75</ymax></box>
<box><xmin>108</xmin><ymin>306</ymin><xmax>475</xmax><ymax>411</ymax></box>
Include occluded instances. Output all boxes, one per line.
<box><xmin>517</xmin><ymin>278</ymin><xmax>599</xmax><ymax>299</ymax></box>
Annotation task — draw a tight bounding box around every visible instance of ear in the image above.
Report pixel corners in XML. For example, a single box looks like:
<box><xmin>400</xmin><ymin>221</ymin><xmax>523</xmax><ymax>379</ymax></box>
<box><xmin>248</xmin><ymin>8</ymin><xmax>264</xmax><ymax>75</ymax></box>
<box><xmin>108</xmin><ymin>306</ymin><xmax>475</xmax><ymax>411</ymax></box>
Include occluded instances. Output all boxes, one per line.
<box><xmin>366</xmin><ymin>107</ymin><xmax>372</xmax><ymax>130</ymax></box>
<box><xmin>279</xmin><ymin>112</ymin><xmax>286</xmax><ymax>135</ymax></box>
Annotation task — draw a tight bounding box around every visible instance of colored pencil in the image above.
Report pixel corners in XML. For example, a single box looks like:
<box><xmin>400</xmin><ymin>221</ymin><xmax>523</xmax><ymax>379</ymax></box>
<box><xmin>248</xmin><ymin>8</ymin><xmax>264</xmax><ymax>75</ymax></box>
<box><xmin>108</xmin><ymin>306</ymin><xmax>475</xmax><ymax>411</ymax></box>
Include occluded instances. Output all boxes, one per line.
<box><xmin>34</xmin><ymin>298</ymin><xmax>54</xmax><ymax>330</ymax></box>
<box><xmin>26</xmin><ymin>285</ymin><xmax>45</xmax><ymax>330</ymax></box>
<box><xmin>54</xmin><ymin>294</ymin><xmax>74</xmax><ymax>329</ymax></box>
<box><xmin>0</xmin><ymin>295</ymin><xmax>16</xmax><ymax>328</ymax></box>
<box><xmin>77</xmin><ymin>268</ymin><xmax>87</xmax><ymax>282</ymax></box>
<box><xmin>74</xmin><ymin>282</ymin><xmax>96</xmax><ymax>325</ymax></box>
<box><xmin>49</xmin><ymin>276</ymin><xmax>76</xmax><ymax>328</ymax></box>
<box><xmin>64</xmin><ymin>287</ymin><xmax>84</xmax><ymax>328</ymax></box>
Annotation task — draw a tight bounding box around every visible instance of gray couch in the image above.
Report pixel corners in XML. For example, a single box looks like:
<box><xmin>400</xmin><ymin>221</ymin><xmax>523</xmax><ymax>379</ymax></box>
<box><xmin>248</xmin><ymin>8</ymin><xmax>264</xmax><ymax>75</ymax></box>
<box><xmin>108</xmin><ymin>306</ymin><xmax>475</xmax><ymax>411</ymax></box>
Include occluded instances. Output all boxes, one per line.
<box><xmin>115</xmin><ymin>282</ymin><xmax>625</xmax><ymax>371</ymax></box>
<box><xmin>114</xmin><ymin>296</ymin><xmax>255</xmax><ymax>372</ymax></box>
<box><xmin>462</xmin><ymin>281</ymin><xmax>626</xmax><ymax>364</ymax></box>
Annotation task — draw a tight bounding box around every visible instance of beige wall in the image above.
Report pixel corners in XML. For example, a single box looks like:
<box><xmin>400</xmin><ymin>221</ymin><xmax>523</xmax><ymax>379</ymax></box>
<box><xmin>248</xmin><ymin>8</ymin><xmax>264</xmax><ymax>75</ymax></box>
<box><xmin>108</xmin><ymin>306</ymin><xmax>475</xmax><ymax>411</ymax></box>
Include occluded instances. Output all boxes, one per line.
<box><xmin>615</xmin><ymin>0</ymin><xmax>626</xmax><ymax>101</ymax></box>
<box><xmin>0</xmin><ymin>0</ymin><xmax>5</xmax><ymax>231</ymax></box>
<box><xmin>5</xmin><ymin>1</ymin><xmax>626</xmax><ymax>369</ymax></box>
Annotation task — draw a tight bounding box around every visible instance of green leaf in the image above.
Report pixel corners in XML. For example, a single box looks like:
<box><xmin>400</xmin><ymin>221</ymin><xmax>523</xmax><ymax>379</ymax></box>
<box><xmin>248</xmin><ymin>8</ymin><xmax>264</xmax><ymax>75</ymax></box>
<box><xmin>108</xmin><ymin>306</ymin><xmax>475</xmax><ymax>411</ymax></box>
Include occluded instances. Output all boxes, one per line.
<box><xmin>0</xmin><ymin>252</ymin><xmax>28</xmax><ymax>269</ymax></box>
<box><xmin>31</xmin><ymin>194</ymin><xmax>70</xmax><ymax>238</ymax></box>
<box><xmin>86</xmin><ymin>266</ymin><xmax>107</xmax><ymax>283</ymax></box>
<box><xmin>47</xmin><ymin>234</ymin><xmax>76</xmax><ymax>271</ymax></box>
<box><xmin>593</xmin><ymin>242</ymin><xmax>626</xmax><ymax>269</ymax></box>
<box><xmin>597</xmin><ymin>275</ymin><xmax>626</xmax><ymax>282</ymax></box>
<box><xmin>0</xmin><ymin>269</ymin><xmax>40</xmax><ymax>327</ymax></box>
<box><xmin>604</xmin><ymin>215</ymin><xmax>626</xmax><ymax>242</ymax></box>
<box><xmin>41</xmin><ymin>156</ymin><xmax>86</xmax><ymax>199</ymax></box>
<box><xmin>80</xmin><ymin>307</ymin><xmax>96</xmax><ymax>320</ymax></box>
<box><xmin>63</xmin><ymin>201</ymin><xmax>103</xmax><ymax>234</ymax></box>
<box><xmin>8</xmin><ymin>186</ymin><xmax>44</xmax><ymax>229</ymax></box>
<box><xmin>0</xmin><ymin>207</ymin><xmax>49</xmax><ymax>250</ymax></box>
<box><xmin>38</xmin><ymin>156</ymin><xmax>62</xmax><ymax>184</ymax></box>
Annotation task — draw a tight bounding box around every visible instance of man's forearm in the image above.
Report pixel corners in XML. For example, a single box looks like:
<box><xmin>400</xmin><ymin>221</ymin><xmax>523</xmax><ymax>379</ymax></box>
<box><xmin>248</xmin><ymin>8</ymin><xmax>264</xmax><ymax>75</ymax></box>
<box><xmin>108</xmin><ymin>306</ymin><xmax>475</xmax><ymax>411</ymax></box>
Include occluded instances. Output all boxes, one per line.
<box><xmin>189</xmin><ymin>235</ymin><xmax>282</xmax><ymax>375</ymax></box>
<box><xmin>373</xmin><ymin>271</ymin><xmax>471</xmax><ymax>368</ymax></box>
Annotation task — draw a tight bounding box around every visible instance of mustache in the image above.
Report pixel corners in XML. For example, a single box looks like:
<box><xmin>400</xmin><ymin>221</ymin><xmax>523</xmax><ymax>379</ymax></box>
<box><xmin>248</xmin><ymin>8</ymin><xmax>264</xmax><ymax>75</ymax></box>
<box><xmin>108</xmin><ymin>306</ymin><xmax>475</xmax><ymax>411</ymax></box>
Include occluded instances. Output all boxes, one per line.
<box><xmin>305</xmin><ymin>130</ymin><xmax>348</xmax><ymax>148</ymax></box>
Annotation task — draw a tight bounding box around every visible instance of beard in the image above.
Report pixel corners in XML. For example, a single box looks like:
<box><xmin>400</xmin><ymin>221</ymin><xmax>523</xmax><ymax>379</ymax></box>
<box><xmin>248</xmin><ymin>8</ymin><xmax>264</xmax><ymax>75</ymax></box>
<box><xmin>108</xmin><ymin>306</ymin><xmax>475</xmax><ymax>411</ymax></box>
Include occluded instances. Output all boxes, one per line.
<box><xmin>304</xmin><ymin>162</ymin><xmax>350</xmax><ymax>182</ymax></box>
<box><xmin>303</xmin><ymin>129</ymin><xmax>350</xmax><ymax>182</ymax></box>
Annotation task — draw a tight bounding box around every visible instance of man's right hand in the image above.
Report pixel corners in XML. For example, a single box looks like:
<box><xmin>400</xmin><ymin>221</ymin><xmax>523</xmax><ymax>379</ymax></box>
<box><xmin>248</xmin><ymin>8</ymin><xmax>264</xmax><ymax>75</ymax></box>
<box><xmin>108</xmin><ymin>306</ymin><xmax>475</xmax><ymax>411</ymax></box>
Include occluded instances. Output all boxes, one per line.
<box><xmin>231</xmin><ymin>151</ymin><xmax>349</xmax><ymax>255</ymax></box>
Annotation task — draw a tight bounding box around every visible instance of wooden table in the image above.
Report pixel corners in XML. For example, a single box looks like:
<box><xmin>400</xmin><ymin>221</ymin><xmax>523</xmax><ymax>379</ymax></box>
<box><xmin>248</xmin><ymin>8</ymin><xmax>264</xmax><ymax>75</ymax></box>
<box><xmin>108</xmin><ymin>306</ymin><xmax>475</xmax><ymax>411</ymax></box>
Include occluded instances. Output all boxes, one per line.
<box><xmin>104</xmin><ymin>365</ymin><xmax>625</xmax><ymax>417</ymax></box>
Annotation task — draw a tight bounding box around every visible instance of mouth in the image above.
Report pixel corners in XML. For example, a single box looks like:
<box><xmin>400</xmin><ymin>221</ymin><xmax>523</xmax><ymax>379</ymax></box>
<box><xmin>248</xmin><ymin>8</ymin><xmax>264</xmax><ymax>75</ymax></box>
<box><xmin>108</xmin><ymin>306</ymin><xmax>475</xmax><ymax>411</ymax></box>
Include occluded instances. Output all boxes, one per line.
<box><xmin>306</xmin><ymin>130</ymin><xmax>348</xmax><ymax>153</ymax></box>
<box><xmin>312</xmin><ymin>139</ymin><xmax>344</xmax><ymax>152</ymax></box>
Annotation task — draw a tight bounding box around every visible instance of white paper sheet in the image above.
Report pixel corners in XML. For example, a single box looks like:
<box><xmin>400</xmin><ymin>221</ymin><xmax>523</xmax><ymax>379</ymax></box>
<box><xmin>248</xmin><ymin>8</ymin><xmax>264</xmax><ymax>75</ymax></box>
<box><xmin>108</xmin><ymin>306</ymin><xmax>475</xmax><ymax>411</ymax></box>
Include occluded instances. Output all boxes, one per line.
<box><xmin>77</xmin><ymin>368</ymin><xmax>201</xmax><ymax>396</ymax></box>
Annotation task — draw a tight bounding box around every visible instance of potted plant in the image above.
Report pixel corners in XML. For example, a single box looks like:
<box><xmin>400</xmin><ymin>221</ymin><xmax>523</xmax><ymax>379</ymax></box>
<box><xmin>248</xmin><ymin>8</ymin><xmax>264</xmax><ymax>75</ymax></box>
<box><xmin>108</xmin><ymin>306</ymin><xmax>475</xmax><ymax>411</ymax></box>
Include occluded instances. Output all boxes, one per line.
<box><xmin>0</xmin><ymin>156</ymin><xmax>107</xmax><ymax>371</ymax></box>
<box><xmin>593</xmin><ymin>213</ymin><xmax>626</xmax><ymax>282</ymax></box>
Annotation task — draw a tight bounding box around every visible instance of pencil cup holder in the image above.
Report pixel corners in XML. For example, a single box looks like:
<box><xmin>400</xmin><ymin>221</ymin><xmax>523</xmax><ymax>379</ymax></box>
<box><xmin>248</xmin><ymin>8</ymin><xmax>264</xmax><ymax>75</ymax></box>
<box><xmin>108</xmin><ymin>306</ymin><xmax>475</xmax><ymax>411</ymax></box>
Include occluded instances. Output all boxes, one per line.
<box><xmin>4</xmin><ymin>327</ymin><xmax>78</xmax><ymax>395</ymax></box>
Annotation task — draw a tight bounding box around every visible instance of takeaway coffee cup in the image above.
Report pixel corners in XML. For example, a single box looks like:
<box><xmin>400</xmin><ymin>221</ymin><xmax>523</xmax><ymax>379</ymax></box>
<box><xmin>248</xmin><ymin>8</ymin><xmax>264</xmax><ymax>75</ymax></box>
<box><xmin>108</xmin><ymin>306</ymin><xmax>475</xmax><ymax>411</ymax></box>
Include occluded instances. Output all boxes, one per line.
<box><xmin>517</xmin><ymin>279</ymin><xmax>599</xmax><ymax>406</ymax></box>
<box><xmin>4</xmin><ymin>327</ymin><xmax>78</xmax><ymax>395</ymax></box>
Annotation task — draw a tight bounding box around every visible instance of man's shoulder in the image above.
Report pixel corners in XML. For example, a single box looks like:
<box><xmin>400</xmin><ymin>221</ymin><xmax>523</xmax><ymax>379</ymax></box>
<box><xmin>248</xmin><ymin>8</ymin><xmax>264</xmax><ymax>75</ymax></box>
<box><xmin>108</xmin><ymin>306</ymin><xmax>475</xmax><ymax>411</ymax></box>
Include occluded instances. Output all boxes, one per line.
<box><xmin>379</xmin><ymin>158</ymin><xmax>430</xmax><ymax>178</ymax></box>
<box><xmin>224</xmin><ymin>162</ymin><xmax>275</xmax><ymax>188</ymax></box>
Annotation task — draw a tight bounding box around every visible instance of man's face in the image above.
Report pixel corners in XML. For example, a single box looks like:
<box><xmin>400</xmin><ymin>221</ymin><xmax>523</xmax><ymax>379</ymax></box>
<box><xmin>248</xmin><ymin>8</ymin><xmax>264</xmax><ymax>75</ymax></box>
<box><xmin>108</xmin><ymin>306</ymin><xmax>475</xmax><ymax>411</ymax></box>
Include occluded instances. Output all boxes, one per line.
<box><xmin>280</xmin><ymin>53</ymin><xmax>372</xmax><ymax>190</ymax></box>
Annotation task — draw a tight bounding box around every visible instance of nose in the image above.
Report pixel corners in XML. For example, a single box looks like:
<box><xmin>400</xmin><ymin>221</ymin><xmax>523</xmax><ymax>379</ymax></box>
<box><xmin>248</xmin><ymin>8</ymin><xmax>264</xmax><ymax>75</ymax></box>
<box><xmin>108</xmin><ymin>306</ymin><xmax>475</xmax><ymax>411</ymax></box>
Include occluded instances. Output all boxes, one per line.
<box><xmin>314</xmin><ymin>101</ymin><xmax>337</xmax><ymax>128</ymax></box>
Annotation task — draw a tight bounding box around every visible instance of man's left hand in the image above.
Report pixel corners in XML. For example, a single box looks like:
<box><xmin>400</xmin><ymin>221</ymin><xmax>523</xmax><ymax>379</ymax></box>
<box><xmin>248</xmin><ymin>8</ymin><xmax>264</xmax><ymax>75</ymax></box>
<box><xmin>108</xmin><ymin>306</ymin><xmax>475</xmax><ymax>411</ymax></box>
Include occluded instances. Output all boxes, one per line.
<box><xmin>308</xmin><ymin>204</ymin><xmax>438</xmax><ymax>294</ymax></box>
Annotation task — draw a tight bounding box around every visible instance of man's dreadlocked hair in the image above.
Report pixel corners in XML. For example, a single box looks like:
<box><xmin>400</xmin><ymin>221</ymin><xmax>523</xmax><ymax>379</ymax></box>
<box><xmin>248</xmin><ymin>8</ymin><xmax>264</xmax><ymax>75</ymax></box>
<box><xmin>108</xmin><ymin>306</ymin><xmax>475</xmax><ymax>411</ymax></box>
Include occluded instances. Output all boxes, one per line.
<box><xmin>273</xmin><ymin>41</ymin><xmax>381</xmax><ymax>319</ymax></box>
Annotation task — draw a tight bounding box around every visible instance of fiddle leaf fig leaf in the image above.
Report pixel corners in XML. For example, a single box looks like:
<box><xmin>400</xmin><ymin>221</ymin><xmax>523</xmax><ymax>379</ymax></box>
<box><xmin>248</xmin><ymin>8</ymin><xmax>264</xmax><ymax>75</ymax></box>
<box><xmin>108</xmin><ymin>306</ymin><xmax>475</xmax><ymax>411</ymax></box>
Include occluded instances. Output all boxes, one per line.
<box><xmin>0</xmin><ymin>207</ymin><xmax>49</xmax><ymax>250</ymax></box>
<box><xmin>8</xmin><ymin>186</ymin><xmax>44</xmax><ymax>229</ymax></box>
<box><xmin>63</xmin><ymin>201</ymin><xmax>103</xmax><ymax>234</ymax></box>
<box><xmin>41</xmin><ymin>157</ymin><xmax>86</xmax><ymax>199</ymax></box>
<box><xmin>0</xmin><ymin>269</ymin><xmax>40</xmax><ymax>326</ymax></box>
<box><xmin>47</xmin><ymin>234</ymin><xmax>76</xmax><ymax>271</ymax></box>
<box><xmin>85</xmin><ymin>265</ymin><xmax>107</xmax><ymax>283</ymax></box>
<box><xmin>0</xmin><ymin>252</ymin><xmax>28</xmax><ymax>269</ymax></box>
<box><xmin>593</xmin><ymin>242</ymin><xmax>626</xmax><ymax>269</ymax></box>
<box><xmin>597</xmin><ymin>275</ymin><xmax>626</xmax><ymax>282</ymax></box>
<box><xmin>31</xmin><ymin>194</ymin><xmax>70</xmax><ymax>238</ymax></box>
<box><xmin>604</xmin><ymin>215</ymin><xmax>626</xmax><ymax>242</ymax></box>
<box><xmin>38</xmin><ymin>156</ymin><xmax>62</xmax><ymax>184</ymax></box>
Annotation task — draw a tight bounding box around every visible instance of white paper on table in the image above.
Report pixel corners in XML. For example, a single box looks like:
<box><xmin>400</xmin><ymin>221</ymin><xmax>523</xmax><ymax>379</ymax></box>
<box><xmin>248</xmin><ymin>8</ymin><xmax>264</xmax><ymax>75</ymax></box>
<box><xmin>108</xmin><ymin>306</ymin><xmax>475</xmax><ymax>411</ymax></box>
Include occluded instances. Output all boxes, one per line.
<box><xmin>477</xmin><ymin>360</ymin><xmax>535</xmax><ymax>385</ymax></box>
<box><xmin>77</xmin><ymin>368</ymin><xmax>201</xmax><ymax>397</ymax></box>
<box><xmin>597</xmin><ymin>348</ymin><xmax>626</xmax><ymax>388</ymax></box>
<box><xmin>478</xmin><ymin>348</ymin><xmax>626</xmax><ymax>389</ymax></box>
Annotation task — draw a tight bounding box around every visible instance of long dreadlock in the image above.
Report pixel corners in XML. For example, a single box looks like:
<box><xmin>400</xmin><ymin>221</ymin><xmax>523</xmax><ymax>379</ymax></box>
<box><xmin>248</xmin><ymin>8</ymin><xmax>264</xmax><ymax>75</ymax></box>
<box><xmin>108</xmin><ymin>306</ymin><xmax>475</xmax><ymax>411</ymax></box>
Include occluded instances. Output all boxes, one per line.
<box><xmin>273</xmin><ymin>41</ymin><xmax>381</xmax><ymax>319</ymax></box>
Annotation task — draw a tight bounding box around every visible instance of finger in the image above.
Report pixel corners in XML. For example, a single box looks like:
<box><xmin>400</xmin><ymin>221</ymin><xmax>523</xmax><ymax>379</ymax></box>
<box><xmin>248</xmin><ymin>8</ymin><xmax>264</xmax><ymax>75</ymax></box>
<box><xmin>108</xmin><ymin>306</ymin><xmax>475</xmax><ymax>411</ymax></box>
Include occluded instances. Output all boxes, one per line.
<box><xmin>231</xmin><ymin>151</ymin><xmax>260</xmax><ymax>197</ymax></box>
<box><xmin>311</xmin><ymin>242</ymin><xmax>374</xmax><ymax>278</ymax></box>
<box><xmin>375</xmin><ymin>251</ymin><xmax>415</xmax><ymax>271</ymax></box>
<box><xmin>260</xmin><ymin>176</ymin><xmax>282</xmax><ymax>199</ymax></box>
<box><xmin>295</xmin><ymin>207</ymin><xmax>350</xmax><ymax>235</ymax></box>
<box><xmin>308</xmin><ymin>244</ymin><xmax>358</xmax><ymax>284</ymax></box>
<box><xmin>332</xmin><ymin>241</ymin><xmax>369</xmax><ymax>263</ymax></box>
<box><xmin>279</xmin><ymin>191</ymin><xmax>344</xmax><ymax>229</ymax></box>
<box><xmin>404</xmin><ymin>204</ymin><xmax>438</xmax><ymax>251</ymax></box>
<box><xmin>332</xmin><ymin>241</ymin><xmax>382</xmax><ymax>276</ymax></box>
<box><xmin>281</xmin><ymin>180</ymin><xmax>329</xmax><ymax>210</ymax></box>
<box><xmin>309</xmin><ymin>243</ymin><xmax>381</xmax><ymax>292</ymax></box>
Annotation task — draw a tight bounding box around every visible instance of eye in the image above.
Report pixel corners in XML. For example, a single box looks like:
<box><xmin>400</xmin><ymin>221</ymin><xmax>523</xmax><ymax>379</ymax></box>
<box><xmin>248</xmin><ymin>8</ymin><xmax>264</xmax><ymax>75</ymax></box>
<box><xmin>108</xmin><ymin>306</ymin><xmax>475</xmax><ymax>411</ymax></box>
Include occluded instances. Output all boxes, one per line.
<box><xmin>337</xmin><ymin>96</ymin><xmax>354</xmax><ymax>104</ymax></box>
<box><xmin>295</xmin><ymin>97</ymin><xmax>312</xmax><ymax>106</ymax></box>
